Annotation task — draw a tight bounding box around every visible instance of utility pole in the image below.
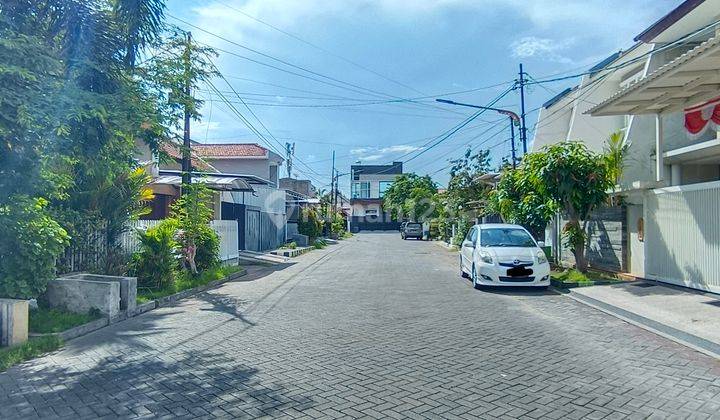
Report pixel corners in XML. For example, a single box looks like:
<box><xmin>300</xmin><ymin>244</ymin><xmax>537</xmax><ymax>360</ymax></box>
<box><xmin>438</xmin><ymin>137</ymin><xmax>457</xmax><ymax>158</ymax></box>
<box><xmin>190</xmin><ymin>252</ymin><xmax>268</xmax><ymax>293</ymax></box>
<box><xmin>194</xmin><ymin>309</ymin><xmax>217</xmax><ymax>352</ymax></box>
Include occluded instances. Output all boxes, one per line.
<box><xmin>285</xmin><ymin>142</ymin><xmax>295</xmax><ymax>177</ymax></box>
<box><xmin>181</xmin><ymin>31</ymin><xmax>193</xmax><ymax>190</ymax></box>
<box><xmin>518</xmin><ymin>63</ymin><xmax>528</xmax><ymax>155</ymax></box>
<box><xmin>330</xmin><ymin>150</ymin><xmax>336</xmax><ymax>214</ymax></box>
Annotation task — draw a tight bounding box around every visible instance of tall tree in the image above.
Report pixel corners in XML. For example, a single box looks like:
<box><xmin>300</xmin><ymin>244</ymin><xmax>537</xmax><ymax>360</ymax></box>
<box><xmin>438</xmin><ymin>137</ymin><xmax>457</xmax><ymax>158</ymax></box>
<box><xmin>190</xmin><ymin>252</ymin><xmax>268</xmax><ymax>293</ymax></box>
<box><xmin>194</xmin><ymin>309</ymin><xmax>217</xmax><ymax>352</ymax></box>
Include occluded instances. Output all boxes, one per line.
<box><xmin>487</xmin><ymin>165</ymin><xmax>556</xmax><ymax>239</ymax></box>
<box><xmin>523</xmin><ymin>141</ymin><xmax>612</xmax><ymax>272</ymax></box>
<box><xmin>382</xmin><ymin>174</ymin><xmax>437</xmax><ymax>222</ymax></box>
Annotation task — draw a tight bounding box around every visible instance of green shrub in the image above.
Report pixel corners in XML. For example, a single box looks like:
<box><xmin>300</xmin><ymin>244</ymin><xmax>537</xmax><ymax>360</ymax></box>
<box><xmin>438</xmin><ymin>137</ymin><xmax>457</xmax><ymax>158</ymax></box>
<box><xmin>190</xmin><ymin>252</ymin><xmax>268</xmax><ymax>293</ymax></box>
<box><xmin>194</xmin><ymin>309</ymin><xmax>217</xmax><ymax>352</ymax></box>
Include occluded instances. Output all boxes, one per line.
<box><xmin>131</xmin><ymin>219</ymin><xmax>179</xmax><ymax>289</ymax></box>
<box><xmin>0</xmin><ymin>196</ymin><xmax>69</xmax><ymax>299</ymax></box>
<box><xmin>298</xmin><ymin>208</ymin><xmax>323</xmax><ymax>239</ymax></box>
<box><xmin>313</xmin><ymin>238</ymin><xmax>327</xmax><ymax>249</ymax></box>
<box><xmin>171</xmin><ymin>183</ymin><xmax>217</xmax><ymax>274</ymax></box>
<box><xmin>193</xmin><ymin>224</ymin><xmax>220</xmax><ymax>272</ymax></box>
<box><xmin>282</xmin><ymin>241</ymin><xmax>297</xmax><ymax>249</ymax></box>
<box><xmin>330</xmin><ymin>211</ymin><xmax>346</xmax><ymax>234</ymax></box>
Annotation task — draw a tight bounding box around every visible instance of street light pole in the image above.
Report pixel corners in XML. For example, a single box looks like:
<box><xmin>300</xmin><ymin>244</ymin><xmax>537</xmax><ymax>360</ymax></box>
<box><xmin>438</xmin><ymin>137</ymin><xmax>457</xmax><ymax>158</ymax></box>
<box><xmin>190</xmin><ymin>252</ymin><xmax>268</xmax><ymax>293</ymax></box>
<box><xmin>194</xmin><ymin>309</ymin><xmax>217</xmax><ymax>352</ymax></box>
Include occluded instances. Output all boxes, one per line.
<box><xmin>435</xmin><ymin>98</ymin><xmax>520</xmax><ymax>168</ymax></box>
<box><xmin>508</xmin><ymin>116</ymin><xmax>516</xmax><ymax>169</ymax></box>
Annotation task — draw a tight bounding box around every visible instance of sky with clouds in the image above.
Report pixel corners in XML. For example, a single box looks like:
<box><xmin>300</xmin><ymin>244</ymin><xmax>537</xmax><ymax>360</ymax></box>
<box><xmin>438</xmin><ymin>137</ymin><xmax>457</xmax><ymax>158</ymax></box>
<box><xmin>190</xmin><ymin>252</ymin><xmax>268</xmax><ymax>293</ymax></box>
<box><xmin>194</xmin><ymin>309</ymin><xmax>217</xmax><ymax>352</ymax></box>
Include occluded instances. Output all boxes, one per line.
<box><xmin>168</xmin><ymin>0</ymin><xmax>676</xmax><ymax>191</ymax></box>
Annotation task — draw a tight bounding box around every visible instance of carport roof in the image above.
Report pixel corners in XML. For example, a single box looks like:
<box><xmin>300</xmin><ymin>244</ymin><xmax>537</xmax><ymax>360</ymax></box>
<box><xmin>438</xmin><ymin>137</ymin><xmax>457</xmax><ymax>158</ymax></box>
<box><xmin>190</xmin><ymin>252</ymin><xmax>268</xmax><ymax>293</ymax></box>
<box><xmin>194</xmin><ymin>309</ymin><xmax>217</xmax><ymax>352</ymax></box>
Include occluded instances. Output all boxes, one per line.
<box><xmin>588</xmin><ymin>34</ymin><xmax>720</xmax><ymax>116</ymax></box>
<box><xmin>150</xmin><ymin>175</ymin><xmax>253</xmax><ymax>192</ymax></box>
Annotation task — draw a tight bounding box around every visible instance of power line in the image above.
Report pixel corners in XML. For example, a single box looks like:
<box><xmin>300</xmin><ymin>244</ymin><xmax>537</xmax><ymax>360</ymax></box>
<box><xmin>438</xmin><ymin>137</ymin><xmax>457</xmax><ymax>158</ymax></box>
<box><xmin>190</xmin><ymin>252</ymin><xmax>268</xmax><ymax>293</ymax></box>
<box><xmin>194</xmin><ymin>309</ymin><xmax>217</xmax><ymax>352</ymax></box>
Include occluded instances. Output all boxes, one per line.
<box><xmin>215</xmin><ymin>0</ymin><xmax>430</xmax><ymax>97</ymax></box>
<box><xmin>412</xmin><ymin>122</ymin><xmax>508</xmax><ymax>173</ymax></box>
<box><xmin>358</xmin><ymin>86</ymin><xmax>515</xmax><ymax>177</ymax></box>
<box><xmin>198</xmin><ymin>94</ymin><xmax>468</xmax><ymax>121</ymax></box>
<box><xmin>527</xmin><ymin>17</ymin><xmax>720</xmax><ymax>86</ymax></box>
<box><xmin>167</xmin><ymin>14</ymin><xmax>466</xmax><ymax>117</ymax></box>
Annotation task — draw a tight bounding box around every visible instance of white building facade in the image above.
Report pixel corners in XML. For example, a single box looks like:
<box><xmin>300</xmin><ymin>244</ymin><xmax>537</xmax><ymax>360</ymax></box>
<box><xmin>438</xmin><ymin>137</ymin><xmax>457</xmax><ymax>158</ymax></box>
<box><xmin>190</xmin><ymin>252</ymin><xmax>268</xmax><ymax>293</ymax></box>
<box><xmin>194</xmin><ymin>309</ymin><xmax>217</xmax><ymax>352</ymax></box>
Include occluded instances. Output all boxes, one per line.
<box><xmin>534</xmin><ymin>0</ymin><xmax>720</xmax><ymax>293</ymax></box>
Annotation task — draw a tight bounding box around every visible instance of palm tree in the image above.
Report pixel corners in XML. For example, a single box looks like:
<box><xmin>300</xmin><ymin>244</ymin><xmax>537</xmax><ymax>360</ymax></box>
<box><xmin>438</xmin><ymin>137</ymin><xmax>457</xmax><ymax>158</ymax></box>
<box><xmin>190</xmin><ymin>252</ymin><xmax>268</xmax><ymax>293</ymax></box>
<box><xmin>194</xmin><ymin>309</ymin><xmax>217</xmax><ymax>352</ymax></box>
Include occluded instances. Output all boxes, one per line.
<box><xmin>113</xmin><ymin>0</ymin><xmax>166</xmax><ymax>68</ymax></box>
<box><xmin>604</xmin><ymin>130</ymin><xmax>630</xmax><ymax>206</ymax></box>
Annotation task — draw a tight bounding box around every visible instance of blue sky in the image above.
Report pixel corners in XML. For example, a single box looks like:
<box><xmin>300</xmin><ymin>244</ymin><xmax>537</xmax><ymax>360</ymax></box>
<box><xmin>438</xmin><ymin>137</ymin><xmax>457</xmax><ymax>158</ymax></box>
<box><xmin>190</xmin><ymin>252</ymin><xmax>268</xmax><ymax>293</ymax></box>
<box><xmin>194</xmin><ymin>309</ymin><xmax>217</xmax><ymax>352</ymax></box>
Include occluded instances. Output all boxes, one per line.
<box><xmin>168</xmin><ymin>0</ymin><xmax>676</xmax><ymax>192</ymax></box>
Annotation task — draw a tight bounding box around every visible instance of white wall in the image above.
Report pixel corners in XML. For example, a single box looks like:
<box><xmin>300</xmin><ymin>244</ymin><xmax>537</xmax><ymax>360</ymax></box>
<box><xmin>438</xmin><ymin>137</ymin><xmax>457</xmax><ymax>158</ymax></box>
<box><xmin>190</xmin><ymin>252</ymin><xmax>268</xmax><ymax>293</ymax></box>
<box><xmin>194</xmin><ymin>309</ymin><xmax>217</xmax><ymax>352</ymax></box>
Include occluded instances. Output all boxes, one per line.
<box><xmin>532</xmin><ymin>97</ymin><xmax>573</xmax><ymax>151</ymax></box>
<box><xmin>211</xmin><ymin>159</ymin><xmax>271</xmax><ymax>181</ymax></box>
<box><xmin>222</xmin><ymin>187</ymin><xmax>286</xmax><ymax>215</ymax></box>
<box><xmin>645</xmin><ymin>181</ymin><xmax>720</xmax><ymax>294</ymax></box>
<box><xmin>351</xmin><ymin>202</ymin><xmax>381</xmax><ymax>216</ymax></box>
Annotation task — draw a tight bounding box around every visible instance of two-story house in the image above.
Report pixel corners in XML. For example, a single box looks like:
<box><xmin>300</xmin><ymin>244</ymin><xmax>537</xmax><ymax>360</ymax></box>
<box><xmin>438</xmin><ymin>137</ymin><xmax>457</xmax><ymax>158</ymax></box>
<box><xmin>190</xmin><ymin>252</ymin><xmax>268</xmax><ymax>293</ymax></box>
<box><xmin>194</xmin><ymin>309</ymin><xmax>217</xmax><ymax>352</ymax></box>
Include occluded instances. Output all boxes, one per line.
<box><xmin>349</xmin><ymin>161</ymin><xmax>402</xmax><ymax>231</ymax></box>
<box><xmin>137</xmin><ymin>140</ymin><xmax>288</xmax><ymax>252</ymax></box>
<box><xmin>533</xmin><ymin>0</ymin><xmax>720</xmax><ymax>293</ymax></box>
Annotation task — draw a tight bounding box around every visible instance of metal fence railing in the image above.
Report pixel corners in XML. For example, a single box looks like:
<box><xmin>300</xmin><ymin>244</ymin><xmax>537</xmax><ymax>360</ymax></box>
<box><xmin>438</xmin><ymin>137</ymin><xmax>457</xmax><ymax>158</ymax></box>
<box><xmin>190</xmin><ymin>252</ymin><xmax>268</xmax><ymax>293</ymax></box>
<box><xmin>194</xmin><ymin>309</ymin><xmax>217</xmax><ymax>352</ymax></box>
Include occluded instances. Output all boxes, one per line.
<box><xmin>57</xmin><ymin>219</ymin><xmax>239</xmax><ymax>274</ymax></box>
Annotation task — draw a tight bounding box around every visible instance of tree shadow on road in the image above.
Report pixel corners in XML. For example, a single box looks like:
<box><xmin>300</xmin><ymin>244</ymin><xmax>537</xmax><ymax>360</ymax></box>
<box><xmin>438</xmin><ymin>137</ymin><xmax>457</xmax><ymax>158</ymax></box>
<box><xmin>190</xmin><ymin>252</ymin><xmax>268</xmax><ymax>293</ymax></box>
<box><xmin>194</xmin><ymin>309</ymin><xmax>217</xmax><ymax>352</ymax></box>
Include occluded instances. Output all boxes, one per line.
<box><xmin>4</xmin><ymin>349</ymin><xmax>314</xmax><ymax>418</ymax></box>
<box><xmin>196</xmin><ymin>292</ymin><xmax>257</xmax><ymax>326</ymax></box>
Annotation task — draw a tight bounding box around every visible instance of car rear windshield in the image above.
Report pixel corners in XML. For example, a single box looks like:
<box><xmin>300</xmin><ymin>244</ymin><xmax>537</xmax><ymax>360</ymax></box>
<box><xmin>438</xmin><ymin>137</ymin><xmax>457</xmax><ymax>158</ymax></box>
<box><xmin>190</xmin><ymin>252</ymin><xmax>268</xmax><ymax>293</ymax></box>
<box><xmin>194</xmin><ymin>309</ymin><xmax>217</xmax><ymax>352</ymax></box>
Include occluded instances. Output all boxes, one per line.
<box><xmin>480</xmin><ymin>228</ymin><xmax>535</xmax><ymax>247</ymax></box>
<box><xmin>406</xmin><ymin>223</ymin><xmax>421</xmax><ymax>229</ymax></box>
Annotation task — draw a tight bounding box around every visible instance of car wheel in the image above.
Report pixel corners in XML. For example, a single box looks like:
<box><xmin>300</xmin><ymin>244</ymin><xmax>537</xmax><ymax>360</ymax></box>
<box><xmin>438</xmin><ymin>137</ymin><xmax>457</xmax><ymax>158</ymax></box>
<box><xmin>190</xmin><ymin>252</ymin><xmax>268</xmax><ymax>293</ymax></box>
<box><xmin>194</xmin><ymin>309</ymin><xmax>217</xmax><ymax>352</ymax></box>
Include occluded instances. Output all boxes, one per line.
<box><xmin>460</xmin><ymin>256</ymin><xmax>469</xmax><ymax>278</ymax></box>
<box><xmin>472</xmin><ymin>265</ymin><xmax>481</xmax><ymax>290</ymax></box>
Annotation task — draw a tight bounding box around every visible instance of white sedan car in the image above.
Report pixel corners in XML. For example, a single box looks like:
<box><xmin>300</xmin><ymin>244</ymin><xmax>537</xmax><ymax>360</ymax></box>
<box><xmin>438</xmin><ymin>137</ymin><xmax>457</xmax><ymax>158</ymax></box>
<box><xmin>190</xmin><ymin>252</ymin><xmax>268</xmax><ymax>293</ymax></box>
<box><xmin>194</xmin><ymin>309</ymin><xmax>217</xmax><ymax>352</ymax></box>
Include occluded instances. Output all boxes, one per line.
<box><xmin>459</xmin><ymin>224</ymin><xmax>550</xmax><ymax>289</ymax></box>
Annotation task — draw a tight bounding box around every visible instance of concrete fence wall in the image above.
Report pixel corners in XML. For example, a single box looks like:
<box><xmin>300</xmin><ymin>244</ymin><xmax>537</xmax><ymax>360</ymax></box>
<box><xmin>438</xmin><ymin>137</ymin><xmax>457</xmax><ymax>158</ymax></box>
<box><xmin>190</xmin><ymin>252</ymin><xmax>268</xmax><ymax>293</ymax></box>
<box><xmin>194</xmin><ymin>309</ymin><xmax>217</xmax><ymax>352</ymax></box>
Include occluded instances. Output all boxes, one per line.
<box><xmin>559</xmin><ymin>205</ymin><xmax>627</xmax><ymax>272</ymax></box>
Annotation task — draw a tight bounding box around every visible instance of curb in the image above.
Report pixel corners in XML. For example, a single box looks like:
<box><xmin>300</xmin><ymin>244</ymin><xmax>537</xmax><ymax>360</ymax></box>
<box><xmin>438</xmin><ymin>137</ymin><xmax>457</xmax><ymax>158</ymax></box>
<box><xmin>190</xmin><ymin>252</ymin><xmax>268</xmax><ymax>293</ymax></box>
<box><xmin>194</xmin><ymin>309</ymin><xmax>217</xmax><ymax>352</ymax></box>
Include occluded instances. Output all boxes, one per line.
<box><xmin>30</xmin><ymin>268</ymin><xmax>248</xmax><ymax>343</ymax></box>
<box><xmin>564</xmin><ymin>288</ymin><xmax>720</xmax><ymax>360</ymax></box>
<box><xmin>271</xmin><ymin>247</ymin><xmax>312</xmax><ymax>258</ymax></box>
<box><xmin>29</xmin><ymin>317</ymin><xmax>109</xmax><ymax>341</ymax></box>
<box><xmin>432</xmin><ymin>240</ymin><xmax>458</xmax><ymax>252</ymax></box>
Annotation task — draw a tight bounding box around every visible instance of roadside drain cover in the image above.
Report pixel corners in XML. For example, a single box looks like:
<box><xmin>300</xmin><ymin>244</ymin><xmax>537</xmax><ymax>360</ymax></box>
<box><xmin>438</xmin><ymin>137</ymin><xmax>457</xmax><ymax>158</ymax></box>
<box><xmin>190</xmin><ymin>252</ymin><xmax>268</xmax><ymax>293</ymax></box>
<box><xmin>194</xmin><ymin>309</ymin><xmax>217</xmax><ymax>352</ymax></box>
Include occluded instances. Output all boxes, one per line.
<box><xmin>632</xmin><ymin>283</ymin><xmax>656</xmax><ymax>288</ymax></box>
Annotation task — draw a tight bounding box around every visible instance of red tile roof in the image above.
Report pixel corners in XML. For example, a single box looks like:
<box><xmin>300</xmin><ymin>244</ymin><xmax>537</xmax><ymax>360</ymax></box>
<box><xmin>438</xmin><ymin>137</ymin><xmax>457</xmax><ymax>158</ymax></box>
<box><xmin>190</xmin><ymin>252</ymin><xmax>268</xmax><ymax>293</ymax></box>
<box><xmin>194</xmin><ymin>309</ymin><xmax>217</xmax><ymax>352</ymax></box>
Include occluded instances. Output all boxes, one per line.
<box><xmin>192</xmin><ymin>143</ymin><xmax>268</xmax><ymax>158</ymax></box>
<box><xmin>159</xmin><ymin>142</ymin><xmax>216</xmax><ymax>171</ymax></box>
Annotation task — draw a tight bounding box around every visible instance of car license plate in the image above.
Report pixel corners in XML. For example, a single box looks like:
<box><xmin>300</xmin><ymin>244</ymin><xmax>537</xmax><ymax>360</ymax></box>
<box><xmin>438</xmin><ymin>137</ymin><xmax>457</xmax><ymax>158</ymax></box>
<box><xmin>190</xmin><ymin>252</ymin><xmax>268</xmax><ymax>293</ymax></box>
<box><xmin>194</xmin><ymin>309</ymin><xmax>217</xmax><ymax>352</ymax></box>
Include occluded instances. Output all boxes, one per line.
<box><xmin>506</xmin><ymin>266</ymin><xmax>533</xmax><ymax>277</ymax></box>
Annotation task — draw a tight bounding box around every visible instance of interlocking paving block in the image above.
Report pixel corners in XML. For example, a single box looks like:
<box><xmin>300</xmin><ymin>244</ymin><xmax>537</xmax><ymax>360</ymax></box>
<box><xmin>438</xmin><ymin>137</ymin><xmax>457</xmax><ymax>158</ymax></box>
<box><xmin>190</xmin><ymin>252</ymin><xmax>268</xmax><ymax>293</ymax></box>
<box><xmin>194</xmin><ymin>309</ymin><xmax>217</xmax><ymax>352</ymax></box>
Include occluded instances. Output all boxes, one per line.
<box><xmin>0</xmin><ymin>234</ymin><xmax>718</xmax><ymax>419</ymax></box>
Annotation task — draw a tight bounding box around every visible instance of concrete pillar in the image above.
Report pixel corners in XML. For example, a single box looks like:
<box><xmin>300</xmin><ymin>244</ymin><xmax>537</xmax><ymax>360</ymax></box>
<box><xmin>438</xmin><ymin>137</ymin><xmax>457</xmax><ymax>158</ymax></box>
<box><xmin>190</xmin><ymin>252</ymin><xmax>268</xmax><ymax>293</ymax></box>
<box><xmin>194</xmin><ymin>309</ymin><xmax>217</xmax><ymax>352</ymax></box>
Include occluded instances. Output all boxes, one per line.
<box><xmin>671</xmin><ymin>164</ymin><xmax>682</xmax><ymax>186</ymax></box>
<box><xmin>0</xmin><ymin>299</ymin><xmax>29</xmax><ymax>347</ymax></box>
<box><xmin>655</xmin><ymin>114</ymin><xmax>664</xmax><ymax>183</ymax></box>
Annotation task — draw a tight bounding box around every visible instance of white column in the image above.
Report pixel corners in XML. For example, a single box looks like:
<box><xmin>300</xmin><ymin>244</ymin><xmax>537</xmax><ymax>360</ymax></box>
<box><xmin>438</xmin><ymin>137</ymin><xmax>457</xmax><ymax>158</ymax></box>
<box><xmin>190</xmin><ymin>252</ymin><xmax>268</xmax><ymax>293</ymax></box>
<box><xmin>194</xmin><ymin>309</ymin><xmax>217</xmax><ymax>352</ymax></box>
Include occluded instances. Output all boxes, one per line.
<box><xmin>671</xmin><ymin>164</ymin><xmax>682</xmax><ymax>186</ymax></box>
<box><xmin>655</xmin><ymin>114</ymin><xmax>664</xmax><ymax>183</ymax></box>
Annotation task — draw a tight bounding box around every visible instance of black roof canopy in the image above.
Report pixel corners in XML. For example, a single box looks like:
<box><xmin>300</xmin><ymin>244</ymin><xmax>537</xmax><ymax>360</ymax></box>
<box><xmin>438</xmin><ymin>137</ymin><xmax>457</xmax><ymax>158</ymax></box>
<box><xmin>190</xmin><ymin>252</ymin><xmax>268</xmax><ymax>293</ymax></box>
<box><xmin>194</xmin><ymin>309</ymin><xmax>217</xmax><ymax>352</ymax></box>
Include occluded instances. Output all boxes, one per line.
<box><xmin>351</xmin><ymin>161</ymin><xmax>403</xmax><ymax>175</ymax></box>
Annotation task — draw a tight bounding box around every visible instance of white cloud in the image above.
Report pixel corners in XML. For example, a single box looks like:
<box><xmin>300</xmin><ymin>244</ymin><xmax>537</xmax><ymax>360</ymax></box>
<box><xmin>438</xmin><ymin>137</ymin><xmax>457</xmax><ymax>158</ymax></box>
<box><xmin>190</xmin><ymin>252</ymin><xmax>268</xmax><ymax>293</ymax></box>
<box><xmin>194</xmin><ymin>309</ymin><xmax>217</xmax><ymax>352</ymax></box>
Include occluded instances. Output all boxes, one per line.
<box><xmin>350</xmin><ymin>144</ymin><xmax>423</xmax><ymax>162</ymax></box>
<box><xmin>191</xmin><ymin>121</ymin><xmax>221</xmax><ymax>133</ymax></box>
<box><xmin>510</xmin><ymin>36</ymin><xmax>574</xmax><ymax>64</ymax></box>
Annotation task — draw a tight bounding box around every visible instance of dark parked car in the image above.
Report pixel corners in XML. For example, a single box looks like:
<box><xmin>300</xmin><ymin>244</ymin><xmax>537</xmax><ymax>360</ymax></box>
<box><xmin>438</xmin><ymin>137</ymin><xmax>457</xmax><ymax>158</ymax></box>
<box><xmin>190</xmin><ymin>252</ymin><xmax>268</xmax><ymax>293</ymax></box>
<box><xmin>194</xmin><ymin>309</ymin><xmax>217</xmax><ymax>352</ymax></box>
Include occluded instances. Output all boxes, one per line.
<box><xmin>401</xmin><ymin>222</ymin><xmax>423</xmax><ymax>240</ymax></box>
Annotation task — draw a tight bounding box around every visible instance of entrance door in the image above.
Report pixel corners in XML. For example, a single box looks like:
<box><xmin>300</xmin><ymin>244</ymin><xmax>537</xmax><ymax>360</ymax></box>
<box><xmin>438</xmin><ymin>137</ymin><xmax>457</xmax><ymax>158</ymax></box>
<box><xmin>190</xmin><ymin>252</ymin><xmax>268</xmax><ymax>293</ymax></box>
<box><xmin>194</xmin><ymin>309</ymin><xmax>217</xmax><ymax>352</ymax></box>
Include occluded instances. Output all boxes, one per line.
<box><xmin>245</xmin><ymin>209</ymin><xmax>261</xmax><ymax>252</ymax></box>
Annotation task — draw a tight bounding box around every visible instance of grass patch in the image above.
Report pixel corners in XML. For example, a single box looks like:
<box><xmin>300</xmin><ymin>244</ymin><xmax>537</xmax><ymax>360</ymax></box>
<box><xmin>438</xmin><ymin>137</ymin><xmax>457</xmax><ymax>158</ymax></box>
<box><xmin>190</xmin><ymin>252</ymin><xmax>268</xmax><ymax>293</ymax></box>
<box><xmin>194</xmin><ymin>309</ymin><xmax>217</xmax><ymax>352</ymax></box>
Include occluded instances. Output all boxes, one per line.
<box><xmin>280</xmin><ymin>241</ymin><xmax>297</xmax><ymax>249</ymax></box>
<box><xmin>29</xmin><ymin>308</ymin><xmax>102</xmax><ymax>334</ymax></box>
<box><xmin>340</xmin><ymin>231</ymin><xmax>353</xmax><ymax>239</ymax></box>
<box><xmin>551</xmin><ymin>268</ymin><xmax>621</xmax><ymax>287</ymax></box>
<box><xmin>137</xmin><ymin>265</ymin><xmax>243</xmax><ymax>303</ymax></box>
<box><xmin>313</xmin><ymin>238</ymin><xmax>328</xmax><ymax>249</ymax></box>
<box><xmin>0</xmin><ymin>336</ymin><xmax>63</xmax><ymax>372</ymax></box>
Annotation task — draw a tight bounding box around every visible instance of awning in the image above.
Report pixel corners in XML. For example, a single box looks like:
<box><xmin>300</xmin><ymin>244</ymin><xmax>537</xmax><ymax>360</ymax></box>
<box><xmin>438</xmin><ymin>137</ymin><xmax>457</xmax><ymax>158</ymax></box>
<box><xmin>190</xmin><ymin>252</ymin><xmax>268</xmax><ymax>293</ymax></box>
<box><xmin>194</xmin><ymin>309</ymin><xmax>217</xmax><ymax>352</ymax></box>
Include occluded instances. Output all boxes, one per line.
<box><xmin>588</xmin><ymin>34</ymin><xmax>720</xmax><ymax>116</ymax></box>
<box><xmin>149</xmin><ymin>175</ymin><xmax>253</xmax><ymax>192</ymax></box>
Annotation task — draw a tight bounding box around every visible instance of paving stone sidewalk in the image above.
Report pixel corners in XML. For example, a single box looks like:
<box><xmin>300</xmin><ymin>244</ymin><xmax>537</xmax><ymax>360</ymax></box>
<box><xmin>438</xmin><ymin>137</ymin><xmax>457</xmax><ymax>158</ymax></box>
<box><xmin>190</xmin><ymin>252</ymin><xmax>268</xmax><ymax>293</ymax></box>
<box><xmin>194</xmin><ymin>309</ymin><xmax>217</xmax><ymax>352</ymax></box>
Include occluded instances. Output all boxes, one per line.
<box><xmin>1</xmin><ymin>233</ymin><xmax>719</xmax><ymax>419</ymax></box>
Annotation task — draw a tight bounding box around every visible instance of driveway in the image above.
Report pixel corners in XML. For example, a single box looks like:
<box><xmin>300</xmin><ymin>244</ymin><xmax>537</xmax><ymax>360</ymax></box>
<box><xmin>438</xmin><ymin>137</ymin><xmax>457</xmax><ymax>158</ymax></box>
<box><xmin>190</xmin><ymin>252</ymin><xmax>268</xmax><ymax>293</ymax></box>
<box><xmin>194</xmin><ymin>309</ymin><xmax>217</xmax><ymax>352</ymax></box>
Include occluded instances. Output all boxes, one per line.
<box><xmin>1</xmin><ymin>233</ymin><xmax>719</xmax><ymax>419</ymax></box>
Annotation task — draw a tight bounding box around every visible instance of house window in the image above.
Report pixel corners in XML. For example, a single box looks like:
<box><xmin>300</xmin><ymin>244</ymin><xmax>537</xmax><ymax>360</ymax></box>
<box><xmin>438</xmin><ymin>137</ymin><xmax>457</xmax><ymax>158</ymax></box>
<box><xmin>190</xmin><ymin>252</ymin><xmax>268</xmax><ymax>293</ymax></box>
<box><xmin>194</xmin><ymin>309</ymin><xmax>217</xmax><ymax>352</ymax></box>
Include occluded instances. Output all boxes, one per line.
<box><xmin>379</xmin><ymin>181</ymin><xmax>393</xmax><ymax>198</ymax></box>
<box><xmin>352</xmin><ymin>182</ymin><xmax>370</xmax><ymax>198</ymax></box>
<box><xmin>365</xmin><ymin>209</ymin><xmax>378</xmax><ymax>215</ymax></box>
<box><xmin>270</xmin><ymin>165</ymin><xmax>278</xmax><ymax>186</ymax></box>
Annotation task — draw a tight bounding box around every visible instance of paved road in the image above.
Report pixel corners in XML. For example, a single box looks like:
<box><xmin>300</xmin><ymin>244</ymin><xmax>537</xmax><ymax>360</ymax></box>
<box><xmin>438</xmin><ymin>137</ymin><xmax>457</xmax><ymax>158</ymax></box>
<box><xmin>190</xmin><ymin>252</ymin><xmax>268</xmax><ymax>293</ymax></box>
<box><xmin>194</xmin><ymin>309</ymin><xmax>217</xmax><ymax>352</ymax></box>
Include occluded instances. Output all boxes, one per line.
<box><xmin>2</xmin><ymin>233</ymin><xmax>720</xmax><ymax>419</ymax></box>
